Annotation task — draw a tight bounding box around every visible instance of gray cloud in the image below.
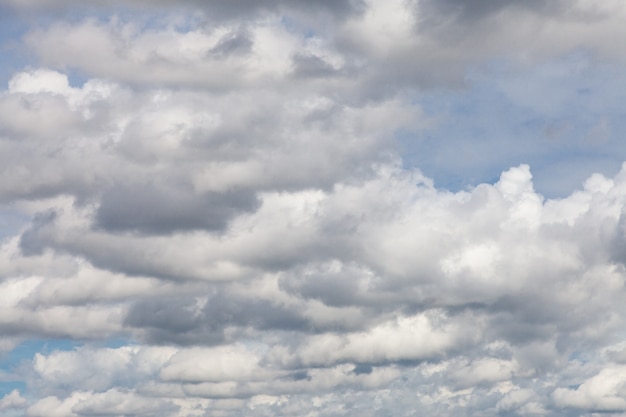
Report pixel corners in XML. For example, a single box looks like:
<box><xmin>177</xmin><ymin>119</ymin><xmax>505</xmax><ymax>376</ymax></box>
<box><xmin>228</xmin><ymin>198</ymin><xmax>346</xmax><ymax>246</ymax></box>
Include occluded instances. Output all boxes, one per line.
<box><xmin>209</xmin><ymin>30</ymin><xmax>253</xmax><ymax>57</ymax></box>
<box><xmin>0</xmin><ymin>0</ymin><xmax>364</xmax><ymax>20</ymax></box>
<box><xmin>124</xmin><ymin>296</ymin><xmax>225</xmax><ymax>345</ymax></box>
<box><xmin>124</xmin><ymin>291</ymin><xmax>311</xmax><ymax>345</ymax></box>
<box><xmin>96</xmin><ymin>184</ymin><xmax>259</xmax><ymax>235</ymax></box>
<box><xmin>15</xmin><ymin>0</ymin><xmax>626</xmax><ymax>97</ymax></box>
<box><xmin>19</xmin><ymin>210</ymin><xmax>57</xmax><ymax>256</ymax></box>
<box><xmin>419</xmin><ymin>0</ymin><xmax>565</xmax><ymax>23</ymax></box>
<box><xmin>291</xmin><ymin>54</ymin><xmax>340</xmax><ymax>79</ymax></box>
<box><xmin>278</xmin><ymin>264</ymin><xmax>364</xmax><ymax>307</ymax></box>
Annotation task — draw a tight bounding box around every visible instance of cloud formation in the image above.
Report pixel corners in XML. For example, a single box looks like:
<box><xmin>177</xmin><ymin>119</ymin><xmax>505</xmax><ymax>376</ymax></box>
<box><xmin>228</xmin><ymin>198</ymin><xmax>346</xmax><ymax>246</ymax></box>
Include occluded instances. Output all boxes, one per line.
<box><xmin>1</xmin><ymin>0</ymin><xmax>626</xmax><ymax>416</ymax></box>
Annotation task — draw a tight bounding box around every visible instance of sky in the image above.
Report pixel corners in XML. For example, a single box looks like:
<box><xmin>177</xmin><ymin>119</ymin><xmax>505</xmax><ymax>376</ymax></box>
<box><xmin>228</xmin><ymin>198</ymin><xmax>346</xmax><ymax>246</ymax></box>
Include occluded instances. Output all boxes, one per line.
<box><xmin>2</xmin><ymin>0</ymin><xmax>626</xmax><ymax>416</ymax></box>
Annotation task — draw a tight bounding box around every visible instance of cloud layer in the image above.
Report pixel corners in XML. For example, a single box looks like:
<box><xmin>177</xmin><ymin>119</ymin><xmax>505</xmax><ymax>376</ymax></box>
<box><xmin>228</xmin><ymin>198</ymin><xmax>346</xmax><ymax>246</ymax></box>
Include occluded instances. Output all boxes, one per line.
<box><xmin>2</xmin><ymin>0</ymin><xmax>626</xmax><ymax>416</ymax></box>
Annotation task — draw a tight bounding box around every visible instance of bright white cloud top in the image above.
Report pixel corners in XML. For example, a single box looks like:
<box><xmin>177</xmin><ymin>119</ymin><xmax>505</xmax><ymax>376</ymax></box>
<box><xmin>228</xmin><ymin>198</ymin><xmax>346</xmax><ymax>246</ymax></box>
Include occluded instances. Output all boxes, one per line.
<box><xmin>1</xmin><ymin>1</ymin><xmax>626</xmax><ymax>416</ymax></box>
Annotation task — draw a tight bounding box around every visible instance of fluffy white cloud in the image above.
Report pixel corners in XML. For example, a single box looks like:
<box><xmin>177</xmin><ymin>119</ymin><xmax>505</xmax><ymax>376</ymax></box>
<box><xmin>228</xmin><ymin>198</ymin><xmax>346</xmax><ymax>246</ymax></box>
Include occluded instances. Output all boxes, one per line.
<box><xmin>160</xmin><ymin>345</ymin><xmax>262</xmax><ymax>383</ymax></box>
<box><xmin>290</xmin><ymin>311</ymin><xmax>480</xmax><ymax>367</ymax></box>
<box><xmin>31</xmin><ymin>345</ymin><xmax>176</xmax><ymax>392</ymax></box>
<box><xmin>0</xmin><ymin>390</ymin><xmax>26</xmax><ymax>411</ymax></box>
<box><xmin>552</xmin><ymin>366</ymin><xmax>626</xmax><ymax>412</ymax></box>
<box><xmin>25</xmin><ymin>390</ymin><xmax>175</xmax><ymax>417</ymax></box>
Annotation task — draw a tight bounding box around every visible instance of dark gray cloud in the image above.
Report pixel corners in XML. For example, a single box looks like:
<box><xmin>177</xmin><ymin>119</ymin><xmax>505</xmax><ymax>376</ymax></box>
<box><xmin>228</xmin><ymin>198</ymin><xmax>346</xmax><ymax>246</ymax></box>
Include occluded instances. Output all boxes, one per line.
<box><xmin>279</xmin><ymin>267</ymin><xmax>362</xmax><ymax>307</ymax></box>
<box><xmin>210</xmin><ymin>0</ymin><xmax>363</xmax><ymax>18</ymax></box>
<box><xmin>124</xmin><ymin>287</ymin><xmax>359</xmax><ymax>345</ymax></box>
<box><xmin>0</xmin><ymin>0</ymin><xmax>364</xmax><ymax>21</ymax></box>
<box><xmin>610</xmin><ymin>209</ymin><xmax>626</xmax><ymax>265</ymax></box>
<box><xmin>291</xmin><ymin>54</ymin><xmax>339</xmax><ymax>79</ymax></box>
<box><xmin>419</xmin><ymin>0</ymin><xmax>564</xmax><ymax>22</ymax></box>
<box><xmin>96</xmin><ymin>183</ymin><xmax>259</xmax><ymax>235</ymax></box>
<box><xmin>18</xmin><ymin>210</ymin><xmax>57</xmax><ymax>256</ymax></box>
<box><xmin>209</xmin><ymin>30</ymin><xmax>253</xmax><ymax>57</ymax></box>
<box><xmin>124</xmin><ymin>295</ymin><xmax>225</xmax><ymax>345</ymax></box>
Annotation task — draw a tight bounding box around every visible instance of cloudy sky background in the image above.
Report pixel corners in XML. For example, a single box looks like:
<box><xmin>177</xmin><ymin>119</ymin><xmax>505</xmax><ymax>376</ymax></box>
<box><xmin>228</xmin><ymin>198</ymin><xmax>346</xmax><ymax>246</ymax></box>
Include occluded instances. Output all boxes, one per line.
<box><xmin>2</xmin><ymin>0</ymin><xmax>626</xmax><ymax>416</ymax></box>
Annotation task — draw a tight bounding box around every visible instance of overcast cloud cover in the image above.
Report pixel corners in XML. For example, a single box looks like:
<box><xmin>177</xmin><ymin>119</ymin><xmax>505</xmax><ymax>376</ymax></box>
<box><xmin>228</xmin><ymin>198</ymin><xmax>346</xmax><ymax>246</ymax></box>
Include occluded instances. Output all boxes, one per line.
<box><xmin>2</xmin><ymin>0</ymin><xmax>626</xmax><ymax>416</ymax></box>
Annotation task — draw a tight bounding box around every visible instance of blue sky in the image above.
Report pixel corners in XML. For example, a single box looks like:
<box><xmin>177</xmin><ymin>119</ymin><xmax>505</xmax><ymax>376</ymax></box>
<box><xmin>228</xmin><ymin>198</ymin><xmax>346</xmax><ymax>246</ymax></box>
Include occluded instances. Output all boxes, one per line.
<box><xmin>2</xmin><ymin>1</ymin><xmax>626</xmax><ymax>416</ymax></box>
<box><xmin>401</xmin><ymin>54</ymin><xmax>626</xmax><ymax>195</ymax></box>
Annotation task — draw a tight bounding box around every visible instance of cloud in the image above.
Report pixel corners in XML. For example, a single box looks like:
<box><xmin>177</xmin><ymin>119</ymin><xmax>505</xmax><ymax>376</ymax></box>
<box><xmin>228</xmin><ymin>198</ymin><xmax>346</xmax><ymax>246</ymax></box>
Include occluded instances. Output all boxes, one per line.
<box><xmin>0</xmin><ymin>67</ymin><xmax>407</xmax><ymax>201</ymax></box>
<box><xmin>71</xmin><ymin>389</ymin><xmax>178</xmax><ymax>416</ymax></box>
<box><xmin>1</xmin><ymin>0</ymin><xmax>362</xmax><ymax>20</ymax></box>
<box><xmin>22</xmin><ymin>19</ymin><xmax>299</xmax><ymax>89</ymax></box>
<box><xmin>160</xmin><ymin>345</ymin><xmax>262</xmax><ymax>383</ymax></box>
<box><xmin>10</xmin><ymin>0</ymin><xmax>626</xmax><ymax>97</ymax></box>
<box><xmin>95</xmin><ymin>184</ymin><xmax>260</xmax><ymax>235</ymax></box>
<box><xmin>31</xmin><ymin>345</ymin><xmax>177</xmax><ymax>393</ymax></box>
<box><xmin>419</xmin><ymin>0</ymin><xmax>564</xmax><ymax>23</ymax></box>
<box><xmin>0</xmin><ymin>390</ymin><xmax>26</xmax><ymax>410</ymax></box>
<box><xmin>288</xmin><ymin>311</ymin><xmax>480</xmax><ymax>367</ymax></box>
<box><xmin>6</xmin><ymin>160</ymin><xmax>626</xmax><ymax>349</ymax></box>
<box><xmin>25</xmin><ymin>390</ymin><xmax>177</xmax><ymax>417</ymax></box>
<box><xmin>5</xmin><ymin>159</ymin><xmax>626</xmax><ymax>415</ymax></box>
<box><xmin>552</xmin><ymin>366</ymin><xmax>626</xmax><ymax>412</ymax></box>
<box><xmin>2</xmin><ymin>0</ymin><xmax>626</xmax><ymax>416</ymax></box>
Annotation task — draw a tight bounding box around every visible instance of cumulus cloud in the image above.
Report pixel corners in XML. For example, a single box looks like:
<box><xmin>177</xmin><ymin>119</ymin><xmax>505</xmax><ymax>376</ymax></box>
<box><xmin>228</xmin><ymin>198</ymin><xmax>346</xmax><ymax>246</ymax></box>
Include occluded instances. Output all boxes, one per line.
<box><xmin>289</xmin><ymin>311</ymin><xmax>480</xmax><ymax>367</ymax></box>
<box><xmin>552</xmin><ymin>366</ymin><xmax>626</xmax><ymax>412</ymax></box>
<box><xmin>2</xmin><ymin>0</ymin><xmax>626</xmax><ymax>416</ymax></box>
<box><xmin>0</xmin><ymin>390</ymin><xmax>26</xmax><ymax>410</ymax></box>
<box><xmin>7</xmin><ymin>0</ymin><xmax>626</xmax><ymax>97</ymax></box>
<box><xmin>6</xmin><ymin>158</ymin><xmax>626</xmax><ymax>415</ymax></box>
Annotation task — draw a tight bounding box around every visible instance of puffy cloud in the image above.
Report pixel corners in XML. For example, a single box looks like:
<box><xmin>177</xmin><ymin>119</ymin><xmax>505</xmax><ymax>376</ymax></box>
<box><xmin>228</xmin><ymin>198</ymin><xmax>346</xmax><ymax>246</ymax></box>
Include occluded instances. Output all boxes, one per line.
<box><xmin>6</xmin><ymin>0</ymin><xmax>626</xmax><ymax>97</ymax></box>
<box><xmin>31</xmin><ymin>345</ymin><xmax>177</xmax><ymax>393</ymax></box>
<box><xmin>2</xmin><ymin>0</ymin><xmax>626</xmax><ymax>415</ymax></box>
<box><xmin>71</xmin><ymin>389</ymin><xmax>178</xmax><ymax>416</ymax></box>
<box><xmin>0</xmin><ymin>67</ymin><xmax>407</xmax><ymax>205</ymax></box>
<box><xmin>4</xmin><ymin>160</ymin><xmax>626</xmax><ymax>416</ymax></box>
<box><xmin>23</xmin><ymin>19</ymin><xmax>295</xmax><ymax>88</ymax></box>
<box><xmin>5</xmin><ymin>159</ymin><xmax>626</xmax><ymax>348</ymax></box>
<box><xmin>496</xmin><ymin>387</ymin><xmax>542</xmax><ymax>414</ymax></box>
<box><xmin>25</xmin><ymin>390</ymin><xmax>177</xmax><ymax>417</ymax></box>
<box><xmin>0</xmin><ymin>390</ymin><xmax>26</xmax><ymax>410</ymax></box>
<box><xmin>289</xmin><ymin>311</ymin><xmax>480</xmax><ymax>367</ymax></box>
<box><xmin>450</xmin><ymin>357</ymin><xmax>519</xmax><ymax>389</ymax></box>
<box><xmin>552</xmin><ymin>366</ymin><xmax>626</xmax><ymax>412</ymax></box>
<box><xmin>160</xmin><ymin>345</ymin><xmax>262</xmax><ymax>383</ymax></box>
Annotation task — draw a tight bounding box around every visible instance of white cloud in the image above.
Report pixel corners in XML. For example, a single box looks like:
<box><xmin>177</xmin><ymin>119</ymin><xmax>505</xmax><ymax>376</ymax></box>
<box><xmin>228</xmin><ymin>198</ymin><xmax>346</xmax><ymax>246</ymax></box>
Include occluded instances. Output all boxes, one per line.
<box><xmin>292</xmin><ymin>311</ymin><xmax>479</xmax><ymax>367</ymax></box>
<box><xmin>32</xmin><ymin>345</ymin><xmax>177</xmax><ymax>392</ymax></box>
<box><xmin>0</xmin><ymin>390</ymin><xmax>26</xmax><ymax>410</ymax></box>
<box><xmin>160</xmin><ymin>345</ymin><xmax>262</xmax><ymax>383</ymax></box>
<box><xmin>553</xmin><ymin>366</ymin><xmax>626</xmax><ymax>412</ymax></box>
<box><xmin>23</xmin><ymin>18</ymin><xmax>299</xmax><ymax>89</ymax></box>
<box><xmin>26</xmin><ymin>393</ymin><xmax>85</xmax><ymax>417</ymax></box>
<box><xmin>496</xmin><ymin>387</ymin><xmax>537</xmax><ymax>412</ymax></box>
<box><xmin>71</xmin><ymin>389</ymin><xmax>176</xmax><ymax>416</ymax></box>
<box><xmin>451</xmin><ymin>358</ymin><xmax>518</xmax><ymax>388</ymax></box>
